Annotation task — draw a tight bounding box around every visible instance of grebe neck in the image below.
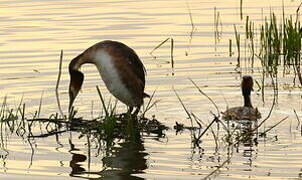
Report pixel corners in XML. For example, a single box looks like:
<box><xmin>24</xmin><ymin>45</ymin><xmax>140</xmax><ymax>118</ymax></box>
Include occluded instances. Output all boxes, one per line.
<box><xmin>243</xmin><ymin>94</ymin><xmax>252</xmax><ymax>107</ymax></box>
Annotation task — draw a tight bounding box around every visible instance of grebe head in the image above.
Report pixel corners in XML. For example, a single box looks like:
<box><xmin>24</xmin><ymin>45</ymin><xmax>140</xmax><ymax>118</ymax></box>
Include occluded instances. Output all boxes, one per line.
<box><xmin>241</xmin><ymin>75</ymin><xmax>254</xmax><ymax>107</ymax></box>
<box><xmin>241</xmin><ymin>75</ymin><xmax>253</xmax><ymax>96</ymax></box>
<box><xmin>68</xmin><ymin>69</ymin><xmax>84</xmax><ymax>112</ymax></box>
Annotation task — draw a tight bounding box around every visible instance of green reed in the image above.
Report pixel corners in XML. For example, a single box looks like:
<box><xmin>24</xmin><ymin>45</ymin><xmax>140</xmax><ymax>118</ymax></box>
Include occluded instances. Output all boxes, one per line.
<box><xmin>240</xmin><ymin>0</ymin><xmax>243</xmax><ymax>20</ymax></box>
<box><xmin>259</xmin><ymin>13</ymin><xmax>282</xmax><ymax>75</ymax></box>
<box><xmin>229</xmin><ymin>39</ymin><xmax>232</xmax><ymax>57</ymax></box>
<box><xmin>283</xmin><ymin>15</ymin><xmax>302</xmax><ymax>84</ymax></box>
<box><xmin>0</xmin><ymin>97</ymin><xmax>29</xmax><ymax>142</ymax></box>
<box><xmin>95</xmin><ymin>86</ymin><xmax>165</xmax><ymax>143</ymax></box>
<box><xmin>214</xmin><ymin>7</ymin><xmax>222</xmax><ymax>52</ymax></box>
<box><xmin>237</xmin><ymin>5</ymin><xmax>302</xmax><ymax>85</ymax></box>
<box><xmin>150</xmin><ymin>37</ymin><xmax>175</xmax><ymax>75</ymax></box>
<box><xmin>245</xmin><ymin>16</ymin><xmax>255</xmax><ymax>66</ymax></box>
<box><xmin>96</xmin><ymin>86</ymin><xmax>119</xmax><ymax>139</ymax></box>
<box><xmin>234</xmin><ymin>25</ymin><xmax>241</xmax><ymax>67</ymax></box>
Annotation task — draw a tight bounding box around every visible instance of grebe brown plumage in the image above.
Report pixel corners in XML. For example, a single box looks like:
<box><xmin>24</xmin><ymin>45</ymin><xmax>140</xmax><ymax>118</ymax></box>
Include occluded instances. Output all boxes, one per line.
<box><xmin>68</xmin><ymin>40</ymin><xmax>149</xmax><ymax>115</ymax></box>
<box><xmin>222</xmin><ymin>76</ymin><xmax>261</xmax><ymax>121</ymax></box>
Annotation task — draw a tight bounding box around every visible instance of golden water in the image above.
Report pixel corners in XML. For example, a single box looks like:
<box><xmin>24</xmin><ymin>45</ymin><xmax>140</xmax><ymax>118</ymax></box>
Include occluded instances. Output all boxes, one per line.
<box><xmin>1</xmin><ymin>0</ymin><xmax>302</xmax><ymax>179</ymax></box>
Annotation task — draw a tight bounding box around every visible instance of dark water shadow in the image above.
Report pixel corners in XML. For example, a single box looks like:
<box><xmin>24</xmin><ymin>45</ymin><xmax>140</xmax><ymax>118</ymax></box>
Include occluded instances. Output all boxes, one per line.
<box><xmin>68</xmin><ymin>124</ymin><xmax>148</xmax><ymax>180</ymax></box>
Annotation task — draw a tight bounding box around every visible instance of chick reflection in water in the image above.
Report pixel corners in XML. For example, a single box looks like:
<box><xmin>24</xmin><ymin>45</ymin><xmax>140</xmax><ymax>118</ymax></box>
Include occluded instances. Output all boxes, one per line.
<box><xmin>223</xmin><ymin>76</ymin><xmax>261</xmax><ymax>121</ymax></box>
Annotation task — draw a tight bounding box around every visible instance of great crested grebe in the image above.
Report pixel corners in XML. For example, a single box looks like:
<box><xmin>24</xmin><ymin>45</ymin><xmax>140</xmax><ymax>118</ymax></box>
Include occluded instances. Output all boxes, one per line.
<box><xmin>222</xmin><ymin>76</ymin><xmax>261</xmax><ymax>121</ymax></box>
<box><xmin>68</xmin><ymin>40</ymin><xmax>149</xmax><ymax>115</ymax></box>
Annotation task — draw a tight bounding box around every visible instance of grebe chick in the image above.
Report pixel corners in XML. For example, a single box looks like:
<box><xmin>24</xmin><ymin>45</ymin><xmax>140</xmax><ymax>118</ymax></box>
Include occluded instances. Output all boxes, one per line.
<box><xmin>68</xmin><ymin>40</ymin><xmax>149</xmax><ymax>115</ymax></box>
<box><xmin>222</xmin><ymin>76</ymin><xmax>261</xmax><ymax>121</ymax></box>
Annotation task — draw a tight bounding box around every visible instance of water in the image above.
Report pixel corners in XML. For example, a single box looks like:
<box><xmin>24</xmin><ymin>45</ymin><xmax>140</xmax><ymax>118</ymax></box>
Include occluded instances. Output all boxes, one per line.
<box><xmin>1</xmin><ymin>0</ymin><xmax>302</xmax><ymax>179</ymax></box>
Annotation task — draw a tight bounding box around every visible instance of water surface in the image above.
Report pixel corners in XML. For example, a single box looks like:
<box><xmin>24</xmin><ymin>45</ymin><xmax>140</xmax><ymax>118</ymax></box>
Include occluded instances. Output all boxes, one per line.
<box><xmin>1</xmin><ymin>0</ymin><xmax>302</xmax><ymax>179</ymax></box>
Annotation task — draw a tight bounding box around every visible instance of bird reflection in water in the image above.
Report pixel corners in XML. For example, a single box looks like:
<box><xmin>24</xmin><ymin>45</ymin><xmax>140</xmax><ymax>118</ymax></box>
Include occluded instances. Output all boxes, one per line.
<box><xmin>69</xmin><ymin>139</ymin><xmax>87</xmax><ymax>176</ymax></box>
<box><xmin>68</xmin><ymin>126</ymin><xmax>148</xmax><ymax>179</ymax></box>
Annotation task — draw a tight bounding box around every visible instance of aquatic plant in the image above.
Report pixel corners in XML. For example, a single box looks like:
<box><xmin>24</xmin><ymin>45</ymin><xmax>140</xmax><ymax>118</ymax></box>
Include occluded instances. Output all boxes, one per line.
<box><xmin>234</xmin><ymin>25</ymin><xmax>241</xmax><ymax>67</ymax></box>
<box><xmin>150</xmin><ymin>37</ymin><xmax>175</xmax><ymax>75</ymax></box>
<box><xmin>235</xmin><ymin>5</ymin><xmax>302</xmax><ymax>86</ymax></box>
<box><xmin>259</xmin><ymin>13</ymin><xmax>282</xmax><ymax>75</ymax></box>
<box><xmin>240</xmin><ymin>0</ymin><xmax>243</xmax><ymax>20</ymax></box>
<box><xmin>245</xmin><ymin>16</ymin><xmax>255</xmax><ymax>66</ymax></box>
<box><xmin>282</xmin><ymin>14</ymin><xmax>302</xmax><ymax>84</ymax></box>
<box><xmin>214</xmin><ymin>7</ymin><xmax>223</xmax><ymax>51</ymax></box>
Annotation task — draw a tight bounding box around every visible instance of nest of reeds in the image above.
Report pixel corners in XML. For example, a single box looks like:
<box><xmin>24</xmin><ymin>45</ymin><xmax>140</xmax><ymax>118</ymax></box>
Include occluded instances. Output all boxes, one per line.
<box><xmin>27</xmin><ymin>113</ymin><xmax>168</xmax><ymax>140</ymax></box>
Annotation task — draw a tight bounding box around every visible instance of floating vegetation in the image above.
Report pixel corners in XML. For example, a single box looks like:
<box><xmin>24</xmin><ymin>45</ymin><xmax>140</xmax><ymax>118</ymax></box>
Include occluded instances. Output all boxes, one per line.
<box><xmin>0</xmin><ymin>95</ymin><xmax>168</xmax><ymax>151</ymax></box>
<box><xmin>28</xmin><ymin>113</ymin><xmax>168</xmax><ymax>142</ymax></box>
